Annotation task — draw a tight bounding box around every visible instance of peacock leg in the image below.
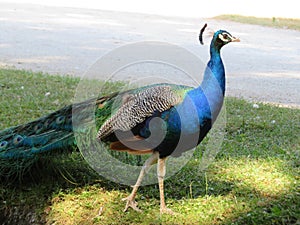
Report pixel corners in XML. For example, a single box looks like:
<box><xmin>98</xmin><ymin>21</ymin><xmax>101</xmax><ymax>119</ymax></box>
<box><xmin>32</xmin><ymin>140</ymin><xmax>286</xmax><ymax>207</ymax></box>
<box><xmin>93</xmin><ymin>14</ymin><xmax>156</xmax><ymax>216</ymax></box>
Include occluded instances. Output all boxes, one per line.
<box><xmin>122</xmin><ymin>152</ymin><xmax>159</xmax><ymax>212</ymax></box>
<box><xmin>157</xmin><ymin>157</ymin><xmax>175</xmax><ymax>215</ymax></box>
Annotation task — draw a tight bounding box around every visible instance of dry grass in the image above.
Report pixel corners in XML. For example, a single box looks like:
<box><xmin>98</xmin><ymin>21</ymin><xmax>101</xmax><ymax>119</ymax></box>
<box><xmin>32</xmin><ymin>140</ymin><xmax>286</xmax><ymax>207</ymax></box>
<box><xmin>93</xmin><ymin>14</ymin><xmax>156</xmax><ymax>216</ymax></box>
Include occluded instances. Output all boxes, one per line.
<box><xmin>214</xmin><ymin>15</ymin><xmax>300</xmax><ymax>31</ymax></box>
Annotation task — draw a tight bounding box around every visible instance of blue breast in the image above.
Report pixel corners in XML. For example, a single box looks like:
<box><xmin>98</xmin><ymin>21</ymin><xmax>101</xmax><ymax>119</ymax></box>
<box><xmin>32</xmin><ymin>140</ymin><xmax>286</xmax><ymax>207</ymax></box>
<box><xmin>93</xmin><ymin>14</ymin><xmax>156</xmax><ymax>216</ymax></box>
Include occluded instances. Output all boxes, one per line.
<box><xmin>138</xmin><ymin>88</ymin><xmax>213</xmax><ymax>157</ymax></box>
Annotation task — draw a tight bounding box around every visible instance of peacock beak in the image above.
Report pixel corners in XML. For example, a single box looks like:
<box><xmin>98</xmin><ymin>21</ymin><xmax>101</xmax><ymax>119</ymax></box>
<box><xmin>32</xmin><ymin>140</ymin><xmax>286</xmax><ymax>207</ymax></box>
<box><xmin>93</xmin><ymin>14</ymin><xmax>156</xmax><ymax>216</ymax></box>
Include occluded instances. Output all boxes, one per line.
<box><xmin>231</xmin><ymin>36</ymin><xmax>240</xmax><ymax>42</ymax></box>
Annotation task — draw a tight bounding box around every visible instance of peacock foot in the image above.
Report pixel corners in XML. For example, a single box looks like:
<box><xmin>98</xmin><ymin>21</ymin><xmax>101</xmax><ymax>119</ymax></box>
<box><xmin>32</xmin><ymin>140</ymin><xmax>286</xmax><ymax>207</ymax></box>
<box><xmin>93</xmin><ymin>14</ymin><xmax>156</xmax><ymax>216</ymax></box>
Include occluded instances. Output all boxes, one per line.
<box><xmin>122</xmin><ymin>196</ymin><xmax>142</xmax><ymax>212</ymax></box>
<box><xmin>160</xmin><ymin>207</ymin><xmax>176</xmax><ymax>215</ymax></box>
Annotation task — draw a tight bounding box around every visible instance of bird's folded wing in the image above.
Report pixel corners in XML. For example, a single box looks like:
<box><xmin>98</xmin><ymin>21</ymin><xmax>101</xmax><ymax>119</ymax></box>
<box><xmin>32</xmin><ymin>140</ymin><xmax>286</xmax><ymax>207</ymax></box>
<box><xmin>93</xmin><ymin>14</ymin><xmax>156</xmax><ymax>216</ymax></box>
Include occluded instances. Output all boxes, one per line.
<box><xmin>96</xmin><ymin>84</ymin><xmax>191</xmax><ymax>140</ymax></box>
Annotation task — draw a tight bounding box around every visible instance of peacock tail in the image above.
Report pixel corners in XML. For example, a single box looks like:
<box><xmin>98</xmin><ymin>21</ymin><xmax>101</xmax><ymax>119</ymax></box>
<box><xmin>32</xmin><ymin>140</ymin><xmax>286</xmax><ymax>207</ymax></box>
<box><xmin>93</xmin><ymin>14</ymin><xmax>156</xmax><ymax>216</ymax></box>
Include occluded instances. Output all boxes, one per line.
<box><xmin>0</xmin><ymin>101</ymin><xmax>76</xmax><ymax>177</ymax></box>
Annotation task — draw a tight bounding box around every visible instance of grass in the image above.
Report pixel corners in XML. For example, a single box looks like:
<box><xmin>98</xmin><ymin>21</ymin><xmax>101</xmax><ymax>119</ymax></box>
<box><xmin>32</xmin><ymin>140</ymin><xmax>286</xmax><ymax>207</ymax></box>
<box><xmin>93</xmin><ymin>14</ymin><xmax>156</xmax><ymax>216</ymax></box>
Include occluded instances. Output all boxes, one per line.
<box><xmin>214</xmin><ymin>15</ymin><xmax>300</xmax><ymax>31</ymax></box>
<box><xmin>0</xmin><ymin>68</ymin><xmax>299</xmax><ymax>224</ymax></box>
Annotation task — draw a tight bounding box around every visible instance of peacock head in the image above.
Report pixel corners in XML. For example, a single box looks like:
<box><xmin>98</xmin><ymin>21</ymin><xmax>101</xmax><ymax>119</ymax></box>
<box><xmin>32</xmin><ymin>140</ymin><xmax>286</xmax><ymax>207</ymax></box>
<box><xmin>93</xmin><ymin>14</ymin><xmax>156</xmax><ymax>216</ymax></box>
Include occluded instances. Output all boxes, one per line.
<box><xmin>213</xmin><ymin>30</ymin><xmax>240</xmax><ymax>49</ymax></box>
<box><xmin>199</xmin><ymin>24</ymin><xmax>240</xmax><ymax>50</ymax></box>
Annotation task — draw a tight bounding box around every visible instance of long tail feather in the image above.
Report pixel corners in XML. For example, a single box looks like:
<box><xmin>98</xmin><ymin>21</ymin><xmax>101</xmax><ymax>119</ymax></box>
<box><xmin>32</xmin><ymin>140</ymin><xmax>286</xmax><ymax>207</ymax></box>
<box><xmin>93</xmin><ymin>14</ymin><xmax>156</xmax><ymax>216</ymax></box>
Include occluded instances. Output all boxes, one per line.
<box><xmin>0</xmin><ymin>105</ymin><xmax>75</xmax><ymax>159</ymax></box>
<box><xmin>0</xmin><ymin>96</ymin><xmax>100</xmax><ymax>178</ymax></box>
<box><xmin>0</xmin><ymin>105</ymin><xmax>75</xmax><ymax>177</ymax></box>
<box><xmin>0</xmin><ymin>91</ymin><xmax>122</xmax><ymax>178</ymax></box>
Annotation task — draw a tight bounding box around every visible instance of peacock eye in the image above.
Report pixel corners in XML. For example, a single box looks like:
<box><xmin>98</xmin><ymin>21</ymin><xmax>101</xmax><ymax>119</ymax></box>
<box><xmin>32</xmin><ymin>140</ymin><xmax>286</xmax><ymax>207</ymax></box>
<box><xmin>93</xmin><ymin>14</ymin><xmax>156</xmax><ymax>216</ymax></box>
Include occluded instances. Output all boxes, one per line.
<box><xmin>13</xmin><ymin>135</ymin><xmax>24</xmax><ymax>145</ymax></box>
<box><xmin>67</xmin><ymin>114</ymin><xmax>72</xmax><ymax>122</ymax></box>
<box><xmin>56</xmin><ymin>116</ymin><xmax>65</xmax><ymax>124</ymax></box>
<box><xmin>222</xmin><ymin>33</ymin><xmax>229</xmax><ymax>39</ymax></box>
<box><xmin>0</xmin><ymin>141</ymin><xmax>8</xmax><ymax>150</ymax></box>
<box><xmin>44</xmin><ymin>119</ymin><xmax>51</xmax><ymax>128</ymax></box>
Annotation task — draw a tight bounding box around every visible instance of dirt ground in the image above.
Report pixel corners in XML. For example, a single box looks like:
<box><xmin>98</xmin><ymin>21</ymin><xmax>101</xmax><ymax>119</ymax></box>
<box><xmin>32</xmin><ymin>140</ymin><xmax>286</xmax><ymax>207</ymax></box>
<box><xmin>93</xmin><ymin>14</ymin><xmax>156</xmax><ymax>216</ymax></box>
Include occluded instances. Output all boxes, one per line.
<box><xmin>0</xmin><ymin>3</ymin><xmax>299</xmax><ymax>107</ymax></box>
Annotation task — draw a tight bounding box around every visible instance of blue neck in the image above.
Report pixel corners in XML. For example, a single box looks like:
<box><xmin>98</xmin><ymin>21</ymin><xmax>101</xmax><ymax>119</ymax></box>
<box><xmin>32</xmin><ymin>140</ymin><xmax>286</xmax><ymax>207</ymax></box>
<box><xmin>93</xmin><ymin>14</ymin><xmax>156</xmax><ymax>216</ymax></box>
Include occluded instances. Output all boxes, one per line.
<box><xmin>187</xmin><ymin>42</ymin><xmax>226</xmax><ymax>123</ymax></box>
<box><xmin>201</xmin><ymin>44</ymin><xmax>225</xmax><ymax>95</ymax></box>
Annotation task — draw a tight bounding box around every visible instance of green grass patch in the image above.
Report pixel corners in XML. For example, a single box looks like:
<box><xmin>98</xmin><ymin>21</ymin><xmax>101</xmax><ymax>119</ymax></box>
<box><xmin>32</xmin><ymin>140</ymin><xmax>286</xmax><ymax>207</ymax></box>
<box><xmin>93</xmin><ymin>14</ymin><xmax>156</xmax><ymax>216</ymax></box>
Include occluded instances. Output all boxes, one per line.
<box><xmin>214</xmin><ymin>15</ymin><xmax>300</xmax><ymax>31</ymax></box>
<box><xmin>0</xmin><ymin>69</ymin><xmax>299</xmax><ymax>224</ymax></box>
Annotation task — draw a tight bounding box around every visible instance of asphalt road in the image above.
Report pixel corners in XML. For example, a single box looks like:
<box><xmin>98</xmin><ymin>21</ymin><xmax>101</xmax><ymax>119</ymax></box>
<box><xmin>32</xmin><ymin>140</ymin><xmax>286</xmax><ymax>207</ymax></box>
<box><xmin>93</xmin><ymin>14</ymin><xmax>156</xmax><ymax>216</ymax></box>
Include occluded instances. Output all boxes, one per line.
<box><xmin>0</xmin><ymin>3</ymin><xmax>299</xmax><ymax>107</ymax></box>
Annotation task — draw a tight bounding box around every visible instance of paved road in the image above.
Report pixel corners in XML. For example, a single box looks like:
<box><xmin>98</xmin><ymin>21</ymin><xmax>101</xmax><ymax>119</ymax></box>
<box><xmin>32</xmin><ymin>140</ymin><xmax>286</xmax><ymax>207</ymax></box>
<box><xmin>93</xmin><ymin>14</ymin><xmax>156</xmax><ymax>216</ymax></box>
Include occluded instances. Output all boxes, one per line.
<box><xmin>0</xmin><ymin>3</ymin><xmax>299</xmax><ymax>107</ymax></box>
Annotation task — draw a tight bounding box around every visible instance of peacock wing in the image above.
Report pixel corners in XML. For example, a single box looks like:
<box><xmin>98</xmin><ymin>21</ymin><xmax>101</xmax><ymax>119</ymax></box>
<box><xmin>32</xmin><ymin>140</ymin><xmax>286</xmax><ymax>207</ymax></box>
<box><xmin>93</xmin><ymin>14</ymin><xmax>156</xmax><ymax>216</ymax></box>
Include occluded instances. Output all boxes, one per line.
<box><xmin>96</xmin><ymin>84</ymin><xmax>192</xmax><ymax>140</ymax></box>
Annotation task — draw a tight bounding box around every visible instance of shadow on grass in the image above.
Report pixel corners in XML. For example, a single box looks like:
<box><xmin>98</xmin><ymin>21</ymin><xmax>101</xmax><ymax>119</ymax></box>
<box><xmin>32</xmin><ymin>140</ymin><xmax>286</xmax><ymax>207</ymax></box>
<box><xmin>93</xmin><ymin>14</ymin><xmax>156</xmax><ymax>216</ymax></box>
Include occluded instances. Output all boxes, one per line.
<box><xmin>219</xmin><ymin>186</ymin><xmax>299</xmax><ymax>225</ymax></box>
<box><xmin>0</xmin><ymin>149</ymin><xmax>298</xmax><ymax>225</ymax></box>
<box><xmin>0</xmin><ymin>152</ymin><xmax>230</xmax><ymax>224</ymax></box>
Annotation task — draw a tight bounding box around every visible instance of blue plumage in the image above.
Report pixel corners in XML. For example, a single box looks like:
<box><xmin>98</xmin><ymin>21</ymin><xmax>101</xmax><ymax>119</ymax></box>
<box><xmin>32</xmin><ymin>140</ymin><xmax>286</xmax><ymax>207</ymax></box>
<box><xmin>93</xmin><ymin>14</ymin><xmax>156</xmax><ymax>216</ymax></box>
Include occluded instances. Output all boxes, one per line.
<box><xmin>0</xmin><ymin>24</ymin><xmax>239</xmax><ymax>214</ymax></box>
<box><xmin>0</xmin><ymin>105</ymin><xmax>75</xmax><ymax>159</ymax></box>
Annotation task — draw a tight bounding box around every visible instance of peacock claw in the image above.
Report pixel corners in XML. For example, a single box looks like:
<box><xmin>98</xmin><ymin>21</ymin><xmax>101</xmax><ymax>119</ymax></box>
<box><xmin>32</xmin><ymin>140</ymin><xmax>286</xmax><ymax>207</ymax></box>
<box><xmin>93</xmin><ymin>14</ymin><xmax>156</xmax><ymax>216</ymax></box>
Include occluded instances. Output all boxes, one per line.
<box><xmin>122</xmin><ymin>196</ymin><xmax>142</xmax><ymax>212</ymax></box>
<box><xmin>160</xmin><ymin>207</ymin><xmax>176</xmax><ymax>215</ymax></box>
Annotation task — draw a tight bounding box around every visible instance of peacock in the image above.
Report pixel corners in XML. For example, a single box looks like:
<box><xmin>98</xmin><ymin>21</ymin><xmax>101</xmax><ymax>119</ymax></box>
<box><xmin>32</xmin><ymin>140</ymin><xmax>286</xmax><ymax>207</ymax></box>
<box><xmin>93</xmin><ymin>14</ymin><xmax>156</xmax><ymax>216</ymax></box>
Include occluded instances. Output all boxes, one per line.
<box><xmin>0</xmin><ymin>24</ymin><xmax>239</xmax><ymax>214</ymax></box>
